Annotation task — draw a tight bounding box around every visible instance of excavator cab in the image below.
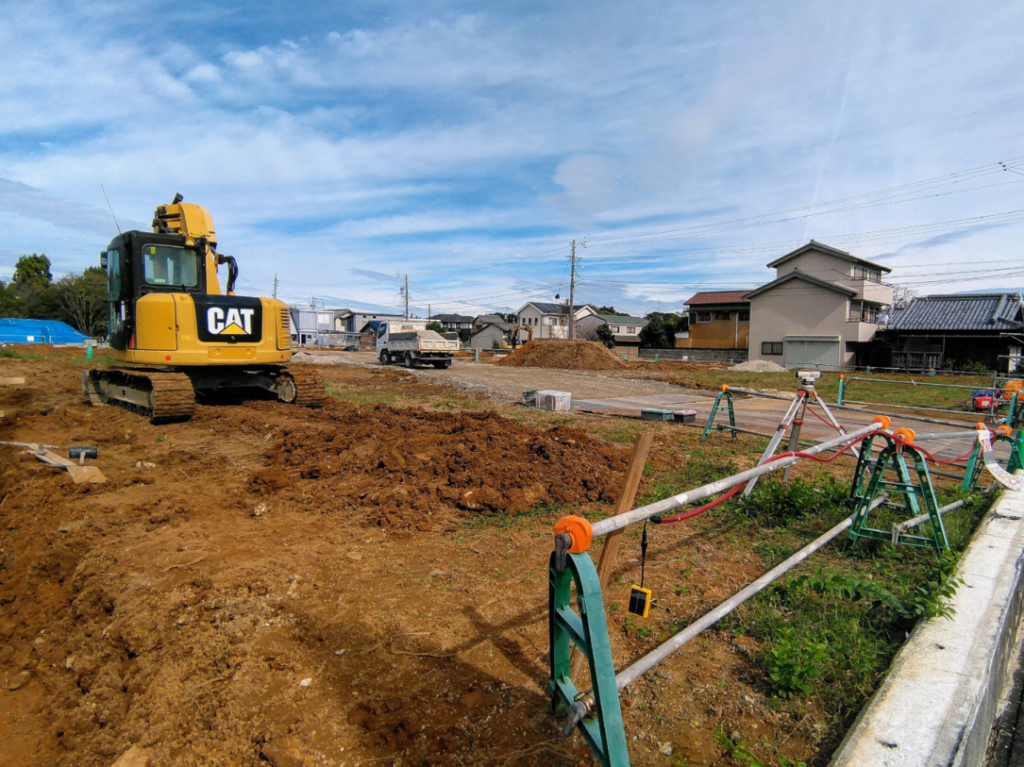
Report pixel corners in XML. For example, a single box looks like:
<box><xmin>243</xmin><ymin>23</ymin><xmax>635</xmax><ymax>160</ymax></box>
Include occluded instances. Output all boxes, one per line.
<box><xmin>101</xmin><ymin>232</ymin><xmax>207</xmax><ymax>351</ymax></box>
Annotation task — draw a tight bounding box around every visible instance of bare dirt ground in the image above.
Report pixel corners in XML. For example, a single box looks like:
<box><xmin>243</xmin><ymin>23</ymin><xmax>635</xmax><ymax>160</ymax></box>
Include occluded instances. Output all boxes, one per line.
<box><xmin>295</xmin><ymin>351</ymin><xmax>699</xmax><ymax>404</ymax></box>
<box><xmin>1</xmin><ymin>350</ymin><xmax>947</xmax><ymax>767</ymax></box>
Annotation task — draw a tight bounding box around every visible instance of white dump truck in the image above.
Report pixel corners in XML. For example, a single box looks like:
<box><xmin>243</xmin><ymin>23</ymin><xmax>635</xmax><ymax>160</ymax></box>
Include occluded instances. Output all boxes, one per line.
<box><xmin>375</xmin><ymin>319</ymin><xmax>459</xmax><ymax>368</ymax></box>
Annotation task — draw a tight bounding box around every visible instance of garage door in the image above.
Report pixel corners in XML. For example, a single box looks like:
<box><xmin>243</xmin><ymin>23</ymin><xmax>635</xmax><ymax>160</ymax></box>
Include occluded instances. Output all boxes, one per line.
<box><xmin>784</xmin><ymin>336</ymin><xmax>841</xmax><ymax>369</ymax></box>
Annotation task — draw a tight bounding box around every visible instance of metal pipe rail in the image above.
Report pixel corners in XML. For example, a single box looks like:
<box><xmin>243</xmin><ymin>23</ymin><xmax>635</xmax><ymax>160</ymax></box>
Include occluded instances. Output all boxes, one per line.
<box><xmin>611</xmin><ymin>500</ymin><xmax>885</xmax><ymax>692</ymax></box>
<box><xmin>710</xmin><ymin>424</ymin><xmax>968</xmax><ymax>480</ymax></box>
<box><xmin>908</xmin><ymin>429</ymin><xmax>990</xmax><ymax>441</ymax></box>
<box><xmin>892</xmin><ymin>487</ymin><xmax>998</xmax><ymax>539</ymax></box>
<box><xmin>842</xmin><ymin>376</ymin><xmax>1002</xmax><ymax>391</ymax></box>
<box><xmin>728</xmin><ymin>386</ymin><xmax>981</xmax><ymax>429</ymax></box>
<box><xmin>589</xmin><ymin>423</ymin><xmax>880</xmax><ymax>539</ymax></box>
<box><xmin>841</xmin><ymin>399</ymin><xmax>973</xmax><ymax>416</ymax></box>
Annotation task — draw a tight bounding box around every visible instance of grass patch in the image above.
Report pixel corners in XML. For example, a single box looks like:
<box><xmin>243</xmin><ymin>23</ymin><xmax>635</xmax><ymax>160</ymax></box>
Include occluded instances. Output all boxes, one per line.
<box><xmin>737</xmin><ymin>474</ymin><xmax>848</xmax><ymax>529</ymax></box>
<box><xmin>326</xmin><ymin>383</ymin><xmax>398</xmax><ymax>407</ymax></box>
<box><xmin>0</xmin><ymin>348</ymin><xmax>44</xmax><ymax>361</ymax></box>
<box><xmin>460</xmin><ymin>501</ymin><xmax>569</xmax><ymax>531</ymax></box>
<box><xmin>640</xmin><ymin>368</ymin><xmax>999</xmax><ymax>415</ymax></box>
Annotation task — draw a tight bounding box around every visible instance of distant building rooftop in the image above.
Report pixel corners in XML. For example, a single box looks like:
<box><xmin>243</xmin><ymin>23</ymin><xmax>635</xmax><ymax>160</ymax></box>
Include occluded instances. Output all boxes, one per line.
<box><xmin>685</xmin><ymin>290</ymin><xmax>751</xmax><ymax>306</ymax></box>
<box><xmin>890</xmin><ymin>293</ymin><xmax>1024</xmax><ymax>332</ymax></box>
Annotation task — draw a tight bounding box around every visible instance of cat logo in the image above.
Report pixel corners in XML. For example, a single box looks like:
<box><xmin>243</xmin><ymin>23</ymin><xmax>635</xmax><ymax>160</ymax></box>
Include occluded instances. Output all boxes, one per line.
<box><xmin>207</xmin><ymin>306</ymin><xmax>256</xmax><ymax>336</ymax></box>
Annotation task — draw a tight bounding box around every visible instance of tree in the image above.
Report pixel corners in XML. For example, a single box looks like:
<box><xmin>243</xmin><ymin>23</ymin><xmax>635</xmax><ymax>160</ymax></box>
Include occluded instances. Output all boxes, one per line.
<box><xmin>0</xmin><ymin>281</ymin><xmax>23</xmax><ymax>317</ymax></box>
<box><xmin>12</xmin><ymin>253</ymin><xmax>52</xmax><ymax>290</ymax></box>
<box><xmin>892</xmin><ymin>286</ymin><xmax>917</xmax><ymax>311</ymax></box>
<box><xmin>588</xmin><ymin>304</ymin><xmax>628</xmax><ymax>316</ymax></box>
<box><xmin>595</xmin><ymin>323</ymin><xmax>616</xmax><ymax>349</ymax></box>
<box><xmin>639</xmin><ymin>312</ymin><xmax>681</xmax><ymax>348</ymax></box>
<box><xmin>54</xmin><ymin>267</ymin><xmax>108</xmax><ymax>336</ymax></box>
<box><xmin>10</xmin><ymin>253</ymin><xmax>59</xmax><ymax>319</ymax></box>
<box><xmin>426</xmin><ymin>321</ymin><xmax>444</xmax><ymax>334</ymax></box>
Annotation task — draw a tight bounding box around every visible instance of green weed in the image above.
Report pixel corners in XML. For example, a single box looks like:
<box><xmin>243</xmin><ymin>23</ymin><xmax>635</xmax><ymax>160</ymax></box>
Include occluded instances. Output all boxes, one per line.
<box><xmin>738</xmin><ymin>475</ymin><xmax>847</xmax><ymax>529</ymax></box>
<box><xmin>764</xmin><ymin>629</ymin><xmax>827</xmax><ymax>698</ymax></box>
<box><xmin>714</xmin><ymin>731</ymin><xmax>806</xmax><ymax>767</ymax></box>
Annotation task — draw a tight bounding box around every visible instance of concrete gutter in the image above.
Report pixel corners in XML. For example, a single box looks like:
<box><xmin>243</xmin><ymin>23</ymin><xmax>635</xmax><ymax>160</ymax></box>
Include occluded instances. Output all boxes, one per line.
<box><xmin>830</xmin><ymin>482</ymin><xmax>1024</xmax><ymax>767</ymax></box>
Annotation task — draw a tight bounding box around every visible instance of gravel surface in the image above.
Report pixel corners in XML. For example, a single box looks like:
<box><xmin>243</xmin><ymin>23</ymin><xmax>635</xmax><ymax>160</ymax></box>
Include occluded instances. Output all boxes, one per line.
<box><xmin>293</xmin><ymin>350</ymin><xmax>700</xmax><ymax>403</ymax></box>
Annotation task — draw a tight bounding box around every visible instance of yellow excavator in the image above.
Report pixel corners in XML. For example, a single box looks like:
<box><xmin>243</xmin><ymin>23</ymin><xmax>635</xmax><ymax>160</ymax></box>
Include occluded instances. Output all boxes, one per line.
<box><xmin>83</xmin><ymin>194</ymin><xmax>324</xmax><ymax>421</ymax></box>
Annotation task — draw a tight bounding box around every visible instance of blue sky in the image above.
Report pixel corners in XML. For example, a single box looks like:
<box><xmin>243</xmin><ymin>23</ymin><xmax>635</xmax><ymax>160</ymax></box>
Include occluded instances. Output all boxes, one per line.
<box><xmin>1</xmin><ymin>1</ymin><xmax>1023</xmax><ymax>316</ymax></box>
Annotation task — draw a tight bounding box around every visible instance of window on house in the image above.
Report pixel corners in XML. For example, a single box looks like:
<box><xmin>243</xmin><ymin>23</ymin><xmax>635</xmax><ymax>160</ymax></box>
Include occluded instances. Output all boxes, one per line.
<box><xmin>627</xmin><ymin>326</ymin><xmax>635</xmax><ymax>333</ymax></box>
<box><xmin>738</xmin><ymin>312</ymin><xmax>750</xmax><ymax>322</ymax></box>
<box><xmin>762</xmin><ymin>341</ymin><xmax>783</xmax><ymax>355</ymax></box>
<box><xmin>695</xmin><ymin>312</ymin><xmax>712</xmax><ymax>323</ymax></box>
<box><xmin>853</xmin><ymin>266</ymin><xmax>881</xmax><ymax>283</ymax></box>
<box><xmin>849</xmin><ymin>301</ymin><xmax>862</xmax><ymax>322</ymax></box>
<box><xmin>713</xmin><ymin>311</ymin><xmax>731</xmax><ymax>320</ymax></box>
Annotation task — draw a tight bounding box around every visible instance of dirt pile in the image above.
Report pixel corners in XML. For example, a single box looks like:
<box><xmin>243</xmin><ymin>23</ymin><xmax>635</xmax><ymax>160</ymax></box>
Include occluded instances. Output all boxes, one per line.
<box><xmin>497</xmin><ymin>340</ymin><xmax>627</xmax><ymax>371</ymax></box>
<box><xmin>244</xmin><ymin>400</ymin><xmax>627</xmax><ymax>530</ymax></box>
<box><xmin>732</xmin><ymin>359</ymin><xmax>787</xmax><ymax>372</ymax></box>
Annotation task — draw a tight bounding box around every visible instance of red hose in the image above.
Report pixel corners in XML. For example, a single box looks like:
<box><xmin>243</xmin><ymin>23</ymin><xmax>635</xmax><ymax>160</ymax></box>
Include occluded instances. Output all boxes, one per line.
<box><xmin>656</xmin><ymin>435</ymin><xmax>870</xmax><ymax>524</ymax></box>
<box><xmin>807</xmin><ymin>405</ymin><xmax>842</xmax><ymax>431</ymax></box>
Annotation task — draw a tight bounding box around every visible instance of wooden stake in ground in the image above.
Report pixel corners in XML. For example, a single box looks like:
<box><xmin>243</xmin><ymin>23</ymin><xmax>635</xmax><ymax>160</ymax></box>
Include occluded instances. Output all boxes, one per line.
<box><xmin>569</xmin><ymin>429</ymin><xmax>654</xmax><ymax>682</ymax></box>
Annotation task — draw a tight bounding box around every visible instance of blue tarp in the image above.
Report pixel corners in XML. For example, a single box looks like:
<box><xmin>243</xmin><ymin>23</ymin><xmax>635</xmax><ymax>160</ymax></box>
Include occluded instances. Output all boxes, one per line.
<box><xmin>0</xmin><ymin>318</ymin><xmax>91</xmax><ymax>345</ymax></box>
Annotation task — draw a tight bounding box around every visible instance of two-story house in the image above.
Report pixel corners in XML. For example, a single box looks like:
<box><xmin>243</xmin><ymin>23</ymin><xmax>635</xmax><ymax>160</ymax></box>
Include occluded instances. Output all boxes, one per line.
<box><xmin>430</xmin><ymin>313</ymin><xmax>476</xmax><ymax>332</ymax></box>
<box><xmin>675</xmin><ymin>291</ymin><xmax>750</xmax><ymax>351</ymax></box>
<box><xmin>514</xmin><ymin>302</ymin><xmax>570</xmax><ymax>341</ymax></box>
<box><xmin>289</xmin><ymin>307</ymin><xmax>334</xmax><ymax>347</ymax></box>
<box><xmin>574</xmin><ymin>306</ymin><xmax>648</xmax><ymax>358</ymax></box>
<box><xmin>745</xmin><ymin>241</ymin><xmax>893</xmax><ymax>369</ymax></box>
<box><xmin>474</xmin><ymin>314</ymin><xmax>509</xmax><ymax>331</ymax></box>
<box><xmin>343</xmin><ymin>311</ymin><xmax>404</xmax><ymax>333</ymax></box>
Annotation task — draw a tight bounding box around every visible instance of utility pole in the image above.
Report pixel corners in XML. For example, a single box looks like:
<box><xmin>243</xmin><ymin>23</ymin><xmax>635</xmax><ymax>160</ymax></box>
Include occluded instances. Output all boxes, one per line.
<box><xmin>428</xmin><ymin>303</ymin><xmax>431</xmax><ymax>321</ymax></box>
<box><xmin>273</xmin><ymin>274</ymin><xmax>278</xmax><ymax>299</ymax></box>
<box><xmin>568</xmin><ymin>239</ymin><xmax>583</xmax><ymax>340</ymax></box>
<box><xmin>404</xmin><ymin>274</ymin><xmax>409</xmax><ymax>319</ymax></box>
<box><xmin>567</xmin><ymin>240</ymin><xmax>576</xmax><ymax>340</ymax></box>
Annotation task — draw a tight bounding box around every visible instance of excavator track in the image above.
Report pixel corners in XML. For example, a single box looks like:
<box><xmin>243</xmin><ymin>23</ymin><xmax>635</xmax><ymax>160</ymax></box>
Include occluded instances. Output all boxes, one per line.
<box><xmin>83</xmin><ymin>369</ymin><xmax>196</xmax><ymax>422</ymax></box>
<box><xmin>275</xmin><ymin>367</ymin><xmax>326</xmax><ymax>407</ymax></box>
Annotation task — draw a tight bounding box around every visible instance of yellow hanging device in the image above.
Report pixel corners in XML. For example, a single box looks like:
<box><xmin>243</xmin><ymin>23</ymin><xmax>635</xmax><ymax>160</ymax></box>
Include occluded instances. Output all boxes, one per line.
<box><xmin>627</xmin><ymin>521</ymin><xmax>653</xmax><ymax>618</ymax></box>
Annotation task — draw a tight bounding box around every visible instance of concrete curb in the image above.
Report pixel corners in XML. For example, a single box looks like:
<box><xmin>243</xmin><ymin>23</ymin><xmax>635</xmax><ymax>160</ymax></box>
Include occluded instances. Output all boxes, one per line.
<box><xmin>830</xmin><ymin>484</ymin><xmax>1024</xmax><ymax>767</ymax></box>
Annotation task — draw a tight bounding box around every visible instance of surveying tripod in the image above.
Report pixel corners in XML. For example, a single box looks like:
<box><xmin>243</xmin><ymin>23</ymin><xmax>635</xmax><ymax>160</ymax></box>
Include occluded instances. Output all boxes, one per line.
<box><xmin>744</xmin><ymin>370</ymin><xmax>854</xmax><ymax>496</ymax></box>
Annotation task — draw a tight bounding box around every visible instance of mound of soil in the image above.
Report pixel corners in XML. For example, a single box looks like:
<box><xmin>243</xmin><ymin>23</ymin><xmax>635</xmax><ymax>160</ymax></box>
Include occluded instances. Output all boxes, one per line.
<box><xmin>246</xmin><ymin>400</ymin><xmax>627</xmax><ymax>530</ymax></box>
<box><xmin>497</xmin><ymin>340</ymin><xmax>627</xmax><ymax>371</ymax></box>
<box><xmin>732</xmin><ymin>359</ymin><xmax>787</xmax><ymax>372</ymax></box>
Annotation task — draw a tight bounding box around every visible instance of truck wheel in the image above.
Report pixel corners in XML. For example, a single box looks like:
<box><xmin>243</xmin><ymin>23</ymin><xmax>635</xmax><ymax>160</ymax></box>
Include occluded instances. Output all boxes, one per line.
<box><xmin>434</xmin><ymin>361</ymin><xmax>450</xmax><ymax>369</ymax></box>
<box><xmin>379</xmin><ymin>351</ymin><xmax>389</xmax><ymax>366</ymax></box>
<box><xmin>404</xmin><ymin>352</ymin><xmax>414</xmax><ymax>368</ymax></box>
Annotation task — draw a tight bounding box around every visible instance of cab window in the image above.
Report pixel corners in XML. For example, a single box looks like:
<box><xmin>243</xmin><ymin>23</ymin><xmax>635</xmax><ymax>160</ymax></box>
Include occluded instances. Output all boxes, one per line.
<box><xmin>378</xmin><ymin>323</ymin><xmax>387</xmax><ymax>338</ymax></box>
<box><xmin>106</xmin><ymin>249</ymin><xmax>121</xmax><ymax>297</ymax></box>
<box><xmin>142</xmin><ymin>244</ymin><xmax>199</xmax><ymax>287</ymax></box>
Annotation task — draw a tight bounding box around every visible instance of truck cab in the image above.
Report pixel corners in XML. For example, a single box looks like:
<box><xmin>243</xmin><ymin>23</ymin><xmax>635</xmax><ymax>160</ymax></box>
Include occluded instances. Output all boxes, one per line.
<box><xmin>376</xmin><ymin>319</ymin><xmax>458</xmax><ymax>368</ymax></box>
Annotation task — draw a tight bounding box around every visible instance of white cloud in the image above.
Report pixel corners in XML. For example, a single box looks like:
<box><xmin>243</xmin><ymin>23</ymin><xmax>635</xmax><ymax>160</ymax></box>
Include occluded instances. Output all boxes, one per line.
<box><xmin>186</xmin><ymin>63</ymin><xmax>221</xmax><ymax>83</ymax></box>
<box><xmin>0</xmin><ymin>1</ymin><xmax>1023</xmax><ymax>314</ymax></box>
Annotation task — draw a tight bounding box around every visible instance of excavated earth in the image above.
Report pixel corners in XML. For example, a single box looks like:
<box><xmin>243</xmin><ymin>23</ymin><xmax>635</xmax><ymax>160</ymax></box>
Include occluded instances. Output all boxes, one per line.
<box><xmin>248</xmin><ymin>402</ymin><xmax>625</xmax><ymax>531</ymax></box>
<box><xmin>497</xmin><ymin>340</ymin><xmax>627</xmax><ymax>371</ymax></box>
<box><xmin>0</xmin><ymin>351</ymin><xmax>826</xmax><ymax>767</ymax></box>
